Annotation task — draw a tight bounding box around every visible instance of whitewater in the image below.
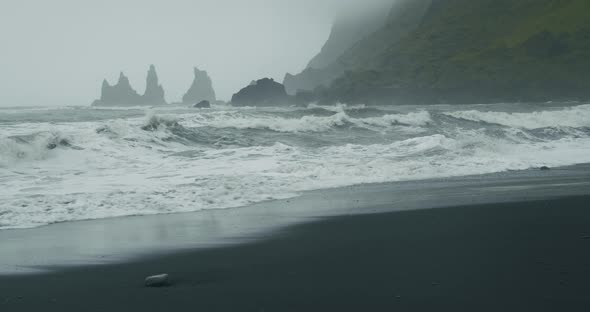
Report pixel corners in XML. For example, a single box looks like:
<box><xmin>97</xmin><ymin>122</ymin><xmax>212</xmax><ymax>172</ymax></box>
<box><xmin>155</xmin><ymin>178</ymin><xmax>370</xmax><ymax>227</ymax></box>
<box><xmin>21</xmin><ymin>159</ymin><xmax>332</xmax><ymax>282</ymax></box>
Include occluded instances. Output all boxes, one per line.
<box><xmin>1</xmin><ymin>102</ymin><xmax>590</xmax><ymax>230</ymax></box>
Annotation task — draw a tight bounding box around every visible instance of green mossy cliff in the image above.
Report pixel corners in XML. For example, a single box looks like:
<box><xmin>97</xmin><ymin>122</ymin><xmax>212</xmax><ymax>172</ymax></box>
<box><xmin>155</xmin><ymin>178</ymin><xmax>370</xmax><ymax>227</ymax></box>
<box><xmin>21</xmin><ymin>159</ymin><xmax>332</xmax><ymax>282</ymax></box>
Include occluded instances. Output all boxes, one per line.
<box><xmin>317</xmin><ymin>0</ymin><xmax>590</xmax><ymax>104</ymax></box>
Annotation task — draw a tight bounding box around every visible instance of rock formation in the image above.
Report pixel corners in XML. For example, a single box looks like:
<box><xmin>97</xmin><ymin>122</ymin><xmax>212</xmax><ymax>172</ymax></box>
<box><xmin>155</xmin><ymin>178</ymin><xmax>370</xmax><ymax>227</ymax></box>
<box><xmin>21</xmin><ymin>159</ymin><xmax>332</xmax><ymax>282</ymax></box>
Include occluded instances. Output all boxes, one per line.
<box><xmin>193</xmin><ymin>100</ymin><xmax>211</xmax><ymax>109</ymax></box>
<box><xmin>92</xmin><ymin>65</ymin><xmax>167</xmax><ymax>106</ymax></box>
<box><xmin>92</xmin><ymin>72</ymin><xmax>143</xmax><ymax>106</ymax></box>
<box><xmin>142</xmin><ymin>65</ymin><xmax>166</xmax><ymax>105</ymax></box>
<box><xmin>231</xmin><ymin>78</ymin><xmax>292</xmax><ymax>107</ymax></box>
<box><xmin>182</xmin><ymin>67</ymin><xmax>216</xmax><ymax>105</ymax></box>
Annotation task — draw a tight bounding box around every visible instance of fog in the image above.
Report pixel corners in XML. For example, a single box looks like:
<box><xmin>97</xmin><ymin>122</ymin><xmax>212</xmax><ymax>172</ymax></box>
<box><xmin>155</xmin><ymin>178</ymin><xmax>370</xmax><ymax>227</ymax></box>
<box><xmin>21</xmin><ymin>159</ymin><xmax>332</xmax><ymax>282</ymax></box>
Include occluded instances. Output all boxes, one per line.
<box><xmin>0</xmin><ymin>0</ymin><xmax>393</xmax><ymax>107</ymax></box>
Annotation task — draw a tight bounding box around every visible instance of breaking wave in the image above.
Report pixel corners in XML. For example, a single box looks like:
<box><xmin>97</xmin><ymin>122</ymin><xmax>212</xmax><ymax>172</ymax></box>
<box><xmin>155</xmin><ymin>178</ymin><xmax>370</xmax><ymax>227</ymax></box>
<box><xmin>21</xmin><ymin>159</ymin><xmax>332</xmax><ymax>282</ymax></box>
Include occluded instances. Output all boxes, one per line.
<box><xmin>183</xmin><ymin>107</ymin><xmax>432</xmax><ymax>133</ymax></box>
<box><xmin>0</xmin><ymin>132</ymin><xmax>74</xmax><ymax>166</ymax></box>
<box><xmin>2</xmin><ymin>103</ymin><xmax>590</xmax><ymax>229</ymax></box>
<box><xmin>444</xmin><ymin>104</ymin><xmax>590</xmax><ymax>129</ymax></box>
<box><xmin>141</xmin><ymin>112</ymin><xmax>182</xmax><ymax>131</ymax></box>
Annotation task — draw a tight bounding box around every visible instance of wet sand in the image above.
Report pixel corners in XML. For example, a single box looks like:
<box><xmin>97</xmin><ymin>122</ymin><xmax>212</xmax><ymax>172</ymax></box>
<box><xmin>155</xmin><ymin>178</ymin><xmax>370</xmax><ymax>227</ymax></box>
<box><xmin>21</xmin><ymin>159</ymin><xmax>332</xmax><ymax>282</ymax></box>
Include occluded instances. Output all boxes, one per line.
<box><xmin>2</xmin><ymin>196</ymin><xmax>590</xmax><ymax>311</ymax></box>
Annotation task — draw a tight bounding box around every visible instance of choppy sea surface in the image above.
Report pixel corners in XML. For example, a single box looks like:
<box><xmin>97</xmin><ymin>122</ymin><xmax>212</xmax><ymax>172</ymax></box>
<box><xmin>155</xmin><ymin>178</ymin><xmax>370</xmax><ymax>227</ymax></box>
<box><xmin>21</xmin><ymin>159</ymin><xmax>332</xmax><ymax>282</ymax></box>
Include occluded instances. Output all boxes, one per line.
<box><xmin>1</xmin><ymin>102</ymin><xmax>590</xmax><ymax>230</ymax></box>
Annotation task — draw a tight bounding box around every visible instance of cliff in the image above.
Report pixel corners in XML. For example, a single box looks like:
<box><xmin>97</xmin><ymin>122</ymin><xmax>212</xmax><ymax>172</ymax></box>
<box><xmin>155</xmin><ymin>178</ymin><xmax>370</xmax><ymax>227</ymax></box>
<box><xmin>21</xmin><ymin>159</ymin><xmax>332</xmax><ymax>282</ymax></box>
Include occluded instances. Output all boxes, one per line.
<box><xmin>283</xmin><ymin>3</ymin><xmax>393</xmax><ymax>95</ymax></box>
<box><xmin>316</xmin><ymin>0</ymin><xmax>590</xmax><ymax>105</ymax></box>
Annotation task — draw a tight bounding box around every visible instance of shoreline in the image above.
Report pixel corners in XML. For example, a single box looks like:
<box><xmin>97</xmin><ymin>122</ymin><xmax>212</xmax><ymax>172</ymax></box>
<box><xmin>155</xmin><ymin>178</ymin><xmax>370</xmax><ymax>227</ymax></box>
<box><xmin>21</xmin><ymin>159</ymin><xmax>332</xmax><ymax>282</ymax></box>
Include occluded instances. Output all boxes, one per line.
<box><xmin>2</xmin><ymin>195</ymin><xmax>590</xmax><ymax>311</ymax></box>
<box><xmin>1</xmin><ymin>164</ymin><xmax>590</xmax><ymax>275</ymax></box>
<box><xmin>4</xmin><ymin>162</ymin><xmax>590</xmax><ymax>232</ymax></box>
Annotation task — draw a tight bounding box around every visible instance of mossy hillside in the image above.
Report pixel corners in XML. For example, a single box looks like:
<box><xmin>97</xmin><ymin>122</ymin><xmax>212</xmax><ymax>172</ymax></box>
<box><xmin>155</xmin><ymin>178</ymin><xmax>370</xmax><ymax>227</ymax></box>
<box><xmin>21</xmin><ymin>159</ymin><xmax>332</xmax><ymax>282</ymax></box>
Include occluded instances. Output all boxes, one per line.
<box><xmin>322</xmin><ymin>0</ymin><xmax>590</xmax><ymax>104</ymax></box>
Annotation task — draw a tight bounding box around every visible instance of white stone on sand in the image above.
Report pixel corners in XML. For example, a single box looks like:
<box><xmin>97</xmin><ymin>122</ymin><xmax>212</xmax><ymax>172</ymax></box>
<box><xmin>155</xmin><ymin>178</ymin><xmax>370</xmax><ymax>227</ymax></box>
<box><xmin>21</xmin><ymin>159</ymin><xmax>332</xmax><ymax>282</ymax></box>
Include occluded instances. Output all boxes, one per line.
<box><xmin>144</xmin><ymin>274</ymin><xmax>170</xmax><ymax>287</ymax></box>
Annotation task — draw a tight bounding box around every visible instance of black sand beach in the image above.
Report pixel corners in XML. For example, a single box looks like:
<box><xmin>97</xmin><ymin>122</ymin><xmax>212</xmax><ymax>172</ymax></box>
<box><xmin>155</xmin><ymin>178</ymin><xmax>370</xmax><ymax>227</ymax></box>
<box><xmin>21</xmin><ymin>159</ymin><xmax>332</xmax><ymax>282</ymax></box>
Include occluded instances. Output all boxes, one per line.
<box><xmin>3</xmin><ymin>0</ymin><xmax>590</xmax><ymax>310</ymax></box>
<box><xmin>2</xmin><ymin>195</ymin><xmax>590</xmax><ymax>311</ymax></box>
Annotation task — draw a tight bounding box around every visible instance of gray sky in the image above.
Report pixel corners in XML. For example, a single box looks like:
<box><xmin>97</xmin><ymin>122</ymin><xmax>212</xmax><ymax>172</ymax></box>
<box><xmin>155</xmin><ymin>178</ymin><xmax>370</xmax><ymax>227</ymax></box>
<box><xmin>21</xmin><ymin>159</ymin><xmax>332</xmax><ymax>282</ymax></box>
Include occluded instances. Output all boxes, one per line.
<box><xmin>0</xmin><ymin>0</ymin><xmax>391</xmax><ymax>106</ymax></box>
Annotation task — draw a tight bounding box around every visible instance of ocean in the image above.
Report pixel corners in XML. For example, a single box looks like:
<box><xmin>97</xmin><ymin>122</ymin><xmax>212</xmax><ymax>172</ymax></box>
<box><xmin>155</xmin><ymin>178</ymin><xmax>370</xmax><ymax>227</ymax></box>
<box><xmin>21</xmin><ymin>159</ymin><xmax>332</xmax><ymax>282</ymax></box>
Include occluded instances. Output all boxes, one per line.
<box><xmin>2</xmin><ymin>102</ymin><xmax>590</xmax><ymax>230</ymax></box>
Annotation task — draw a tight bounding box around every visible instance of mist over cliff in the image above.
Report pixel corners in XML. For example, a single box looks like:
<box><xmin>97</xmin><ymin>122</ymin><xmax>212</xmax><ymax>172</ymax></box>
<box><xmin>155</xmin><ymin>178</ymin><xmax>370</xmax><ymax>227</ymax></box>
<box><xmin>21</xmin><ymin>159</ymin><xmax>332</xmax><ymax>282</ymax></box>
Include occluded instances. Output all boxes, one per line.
<box><xmin>283</xmin><ymin>1</ymin><xmax>395</xmax><ymax>95</ymax></box>
<box><xmin>283</xmin><ymin>0</ymin><xmax>432</xmax><ymax>96</ymax></box>
<box><xmin>297</xmin><ymin>0</ymin><xmax>590</xmax><ymax>105</ymax></box>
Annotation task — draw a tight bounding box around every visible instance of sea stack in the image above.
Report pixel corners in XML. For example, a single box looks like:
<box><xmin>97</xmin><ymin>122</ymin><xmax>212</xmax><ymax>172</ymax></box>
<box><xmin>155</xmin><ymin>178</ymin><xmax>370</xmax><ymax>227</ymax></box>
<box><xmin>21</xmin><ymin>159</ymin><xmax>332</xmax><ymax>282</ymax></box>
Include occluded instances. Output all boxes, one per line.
<box><xmin>231</xmin><ymin>78</ymin><xmax>291</xmax><ymax>107</ymax></box>
<box><xmin>142</xmin><ymin>65</ymin><xmax>167</xmax><ymax>105</ymax></box>
<box><xmin>92</xmin><ymin>65</ymin><xmax>167</xmax><ymax>106</ymax></box>
<box><xmin>92</xmin><ymin>72</ymin><xmax>143</xmax><ymax>106</ymax></box>
<box><xmin>182</xmin><ymin>67</ymin><xmax>216</xmax><ymax>105</ymax></box>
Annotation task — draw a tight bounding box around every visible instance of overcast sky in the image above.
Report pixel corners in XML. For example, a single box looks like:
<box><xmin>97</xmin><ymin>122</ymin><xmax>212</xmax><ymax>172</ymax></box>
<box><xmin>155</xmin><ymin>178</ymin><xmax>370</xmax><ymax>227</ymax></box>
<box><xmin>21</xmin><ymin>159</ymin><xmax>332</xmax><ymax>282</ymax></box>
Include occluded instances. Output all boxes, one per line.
<box><xmin>0</xmin><ymin>0</ymin><xmax>392</xmax><ymax>106</ymax></box>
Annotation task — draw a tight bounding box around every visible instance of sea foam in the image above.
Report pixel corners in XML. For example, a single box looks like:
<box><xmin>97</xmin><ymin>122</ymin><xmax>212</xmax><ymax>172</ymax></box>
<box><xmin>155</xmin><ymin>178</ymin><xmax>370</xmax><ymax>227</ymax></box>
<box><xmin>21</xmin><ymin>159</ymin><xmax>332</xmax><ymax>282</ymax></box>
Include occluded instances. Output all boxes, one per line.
<box><xmin>444</xmin><ymin>104</ymin><xmax>590</xmax><ymax>129</ymax></box>
<box><xmin>1</xmin><ymin>104</ymin><xmax>590</xmax><ymax>229</ymax></box>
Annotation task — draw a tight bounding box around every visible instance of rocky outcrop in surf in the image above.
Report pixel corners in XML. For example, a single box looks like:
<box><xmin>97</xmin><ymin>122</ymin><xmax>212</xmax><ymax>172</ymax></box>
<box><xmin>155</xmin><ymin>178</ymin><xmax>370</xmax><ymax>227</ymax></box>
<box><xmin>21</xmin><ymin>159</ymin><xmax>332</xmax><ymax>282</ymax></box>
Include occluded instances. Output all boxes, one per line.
<box><xmin>92</xmin><ymin>65</ymin><xmax>167</xmax><ymax>106</ymax></box>
<box><xmin>193</xmin><ymin>100</ymin><xmax>211</xmax><ymax>109</ymax></box>
<box><xmin>182</xmin><ymin>68</ymin><xmax>216</xmax><ymax>105</ymax></box>
<box><xmin>231</xmin><ymin>78</ymin><xmax>292</xmax><ymax>107</ymax></box>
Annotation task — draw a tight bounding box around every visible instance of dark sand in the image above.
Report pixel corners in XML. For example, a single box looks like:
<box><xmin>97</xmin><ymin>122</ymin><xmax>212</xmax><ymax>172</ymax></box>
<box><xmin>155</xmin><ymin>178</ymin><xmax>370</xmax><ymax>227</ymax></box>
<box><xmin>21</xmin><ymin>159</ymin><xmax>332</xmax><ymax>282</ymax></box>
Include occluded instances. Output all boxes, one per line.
<box><xmin>2</xmin><ymin>196</ymin><xmax>590</xmax><ymax>311</ymax></box>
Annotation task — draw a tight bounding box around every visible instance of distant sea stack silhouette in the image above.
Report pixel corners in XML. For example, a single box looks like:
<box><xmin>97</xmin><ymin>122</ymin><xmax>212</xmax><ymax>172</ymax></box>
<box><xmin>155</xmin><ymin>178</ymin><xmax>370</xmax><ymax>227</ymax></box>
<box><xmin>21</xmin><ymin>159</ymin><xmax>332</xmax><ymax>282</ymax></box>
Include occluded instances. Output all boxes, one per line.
<box><xmin>92</xmin><ymin>65</ymin><xmax>167</xmax><ymax>106</ymax></box>
<box><xmin>92</xmin><ymin>73</ymin><xmax>142</xmax><ymax>106</ymax></box>
<box><xmin>231</xmin><ymin>78</ymin><xmax>291</xmax><ymax>107</ymax></box>
<box><xmin>142</xmin><ymin>65</ymin><xmax>167</xmax><ymax>105</ymax></box>
<box><xmin>182</xmin><ymin>67</ymin><xmax>216</xmax><ymax>105</ymax></box>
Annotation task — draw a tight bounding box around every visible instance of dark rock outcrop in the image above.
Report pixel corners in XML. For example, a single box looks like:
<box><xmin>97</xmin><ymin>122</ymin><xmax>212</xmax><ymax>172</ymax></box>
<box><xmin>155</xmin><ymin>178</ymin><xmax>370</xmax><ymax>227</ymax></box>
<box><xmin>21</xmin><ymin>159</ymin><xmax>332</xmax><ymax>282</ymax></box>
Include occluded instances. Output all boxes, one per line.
<box><xmin>92</xmin><ymin>65</ymin><xmax>167</xmax><ymax>106</ymax></box>
<box><xmin>231</xmin><ymin>78</ymin><xmax>292</xmax><ymax>107</ymax></box>
<box><xmin>182</xmin><ymin>68</ymin><xmax>216</xmax><ymax>104</ymax></box>
<box><xmin>193</xmin><ymin>100</ymin><xmax>211</xmax><ymax>109</ymax></box>
<box><xmin>142</xmin><ymin>65</ymin><xmax>166</xmax><ymax>105</ymax></box>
